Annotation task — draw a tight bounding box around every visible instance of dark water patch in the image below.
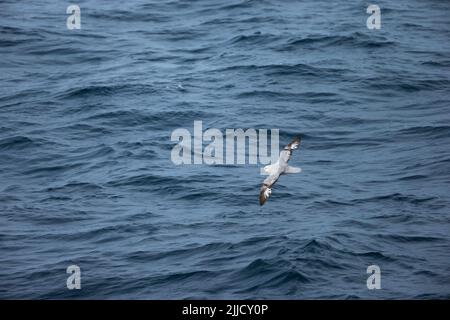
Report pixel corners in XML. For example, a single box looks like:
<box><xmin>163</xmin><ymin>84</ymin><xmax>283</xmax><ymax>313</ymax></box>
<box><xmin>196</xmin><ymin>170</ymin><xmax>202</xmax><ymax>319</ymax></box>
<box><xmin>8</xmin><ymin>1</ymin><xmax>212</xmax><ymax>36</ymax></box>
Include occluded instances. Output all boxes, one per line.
<box><xmin>300</xmin><ymin>239</ymin><xmax>336</xmax><ymax>254</ymax></box>
<box><xmin>228</xmin><ymin>33</ymin><xmax>282</xmax><ymax>46</ymax></box>
<box><xmin>4</xmin><ymin>208</ymin><xmax>91</xmax><ymax>225</ymax></box>
<box><xmin>234</xmin><ymin>258</ymin><xmax>309</xmax><ymax>282</ymax></box>
<box><xmin>335</xmin><ymin>219</ymin><xmax>377</xmax><ymax>230</ymax></box>
<box><xmin>148</xmin><ymin>270</ymin><xmax>220</xmax><ymax>287</ymax></box>
<box><xmin>44</xmin><ymin>182</ymin><xmax>104</xmax><ymax>193</ymax></box>
<box><xmin>22</xmin><ymin>163</ymin><xmax>87</xmax><ymax>176</ymax></box>
<box><xmin>66</xmin><ymin>145</ymin><xmax>115</xmax><ymax>161</ymax></box>
<box><xmin>33</xmin><ymin>223</ymin><xmax>158</xmax><ymax>243</ymax></box>
<box><xmin>279</xmin><ymin>32</ymin><xmax>396</xmax><ymax>51</ymax></box>
<box><xmin>58</xmin><ymin>84</ymin><xmax>158</xmax><ymax>100</ymax></box>
<box><xmin>364</xmin><ymin>78</ymin><xmax>450</xmax><ymax>93</ymax></box>
<box><xmin>87</xmin><ymin>10</ymin><xmax>169</xmax><ymax>23</ymax></box>
<box><xmin>397</xmin><ymin>174</ymin><xmax>428</xmax><ymax>181</ymax></box>
<box><xmin>368</xmin><ymin>213</ymin><xmax>416</xmax><ymax>224</ymax></box>
<box><xmin>350</xmin><ymin>193</ymin><xmax>437</xmax><ymax>205</ymax></box>
<box><xmin>176</xmin><ymin>190</ymin><xmax>223</xmax><ymax>201</ymax></box>
<box><xmin>54</xmin><ymin>123</ymin><xmax>112</xmax><ymax>137</ymax></box>
<box><xmin>421</xmin><ymin>60</ymin><xmax>450</xmax><ymax>67</ymax></box>
<box><xmin>0</xmin><ymin>136</ymin><xmax>38</xmax><ymax>151</ymax></box>
<box><xmin>106</xmin><ymin>173</ymin><xmax>176</xmax><ymax>187</ymax></box>
<box><xmin>351</xmin><ymin>251</ymin><xmax>395</xmax><ymax>262</ymax></box>
<box><xmin>126</xmin><ymin>242</ymin><xmax>232</xmax><ymax>263</ymax></box>
<box><xmin>375</xmin><ymin>234</ymin><xmax>444</xmax><ymax>243</ymax></box>
<box><xmin>214</xmin><ymin>63</ymin><xmax>350</xmax><ymax>79</ymax></box>
<box><xmin>397</xmin><ymin>125</ymin><xmax>450</xmax><ymax>139</ymax></box>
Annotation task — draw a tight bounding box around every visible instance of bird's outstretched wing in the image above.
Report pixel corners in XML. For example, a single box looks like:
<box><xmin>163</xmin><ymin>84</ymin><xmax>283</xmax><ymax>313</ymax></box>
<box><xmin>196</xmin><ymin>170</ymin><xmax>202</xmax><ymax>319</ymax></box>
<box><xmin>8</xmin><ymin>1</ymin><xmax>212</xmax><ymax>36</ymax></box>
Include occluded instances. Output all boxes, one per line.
<box><xmin>279</xmin><ymin>136</ymin><xmax>301</xmax><ymax>165</ymax></box>
<box><xmin>259</xmin><ymin>136</ymin><xmax>301</xmax><ymax>206</ymax></box>
<box><xmin>259</xmin><ymin>170</ymin><xmax>281</xmax><ymax>206</ymax></box>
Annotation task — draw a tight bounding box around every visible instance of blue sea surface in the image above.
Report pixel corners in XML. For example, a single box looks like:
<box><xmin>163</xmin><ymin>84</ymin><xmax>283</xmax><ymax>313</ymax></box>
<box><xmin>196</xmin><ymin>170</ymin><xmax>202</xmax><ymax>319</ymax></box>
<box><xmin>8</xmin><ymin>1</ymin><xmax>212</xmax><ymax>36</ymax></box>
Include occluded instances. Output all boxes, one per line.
<box><xmin>1</xmin><ymin>0</ymin><xmax>450</xmax><ymax>299</ymax></box>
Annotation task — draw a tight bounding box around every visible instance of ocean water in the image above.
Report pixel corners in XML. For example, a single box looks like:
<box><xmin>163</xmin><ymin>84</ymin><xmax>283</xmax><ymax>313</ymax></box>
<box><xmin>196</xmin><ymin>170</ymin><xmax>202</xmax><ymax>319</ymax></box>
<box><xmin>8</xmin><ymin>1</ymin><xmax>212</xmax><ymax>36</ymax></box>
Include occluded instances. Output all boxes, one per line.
<box><xmin>1</xmin><ymin>0</ymin><xmax>450</xmax><ymax>299</ymax></box>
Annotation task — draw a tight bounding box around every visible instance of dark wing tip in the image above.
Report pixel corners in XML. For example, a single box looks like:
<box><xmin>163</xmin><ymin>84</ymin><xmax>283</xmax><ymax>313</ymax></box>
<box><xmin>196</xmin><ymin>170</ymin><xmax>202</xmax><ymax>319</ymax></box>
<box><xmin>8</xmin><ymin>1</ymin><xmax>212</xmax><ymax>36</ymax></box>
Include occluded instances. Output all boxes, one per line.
<box><xmin>259</xmin><ymin>186</ymin><xmax>268</xmax><ymax>206</ymax></box>
<box><xmin>259</xmin><ymin>194</ymin><xmax>266</xmax><ymax>206</ymax></box>
<box><xmin>259</xmin><ymin>183</ymin><xmax>273</xmax><ymax>206</ymax></box>
<box><xmin>287</xmin><ymin>136</ymin><xmax>301</xmax><ymax>150</ymax></box>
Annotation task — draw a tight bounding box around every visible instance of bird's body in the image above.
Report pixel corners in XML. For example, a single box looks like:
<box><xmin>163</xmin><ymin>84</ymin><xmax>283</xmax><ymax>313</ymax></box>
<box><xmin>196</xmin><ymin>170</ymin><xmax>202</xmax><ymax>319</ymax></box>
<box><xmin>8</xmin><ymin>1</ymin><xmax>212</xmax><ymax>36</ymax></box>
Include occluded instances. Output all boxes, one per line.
<box><xmin>259</xmin><ymin>137</ymin><xmax>301</xmax><ymax>205</ymax></box>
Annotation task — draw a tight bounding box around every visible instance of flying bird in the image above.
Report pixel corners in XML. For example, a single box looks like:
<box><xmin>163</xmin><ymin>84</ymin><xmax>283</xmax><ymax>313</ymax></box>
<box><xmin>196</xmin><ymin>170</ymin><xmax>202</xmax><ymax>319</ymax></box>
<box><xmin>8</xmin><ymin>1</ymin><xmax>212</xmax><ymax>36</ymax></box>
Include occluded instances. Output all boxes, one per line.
<box><xmin>259</xmin><ymin>137</ymin><xmax>302</xmax><ymax>206</ymax></box>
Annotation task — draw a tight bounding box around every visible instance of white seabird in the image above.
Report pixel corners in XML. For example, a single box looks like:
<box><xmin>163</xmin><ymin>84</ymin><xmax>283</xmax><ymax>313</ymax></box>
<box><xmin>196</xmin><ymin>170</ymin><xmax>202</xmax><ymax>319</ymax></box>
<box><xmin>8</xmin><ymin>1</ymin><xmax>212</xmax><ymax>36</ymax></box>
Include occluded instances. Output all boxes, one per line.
<box><xmin>259</xmin><ymin>136</ymin><xmax>302</xmax><ymax>206</ymax></box>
